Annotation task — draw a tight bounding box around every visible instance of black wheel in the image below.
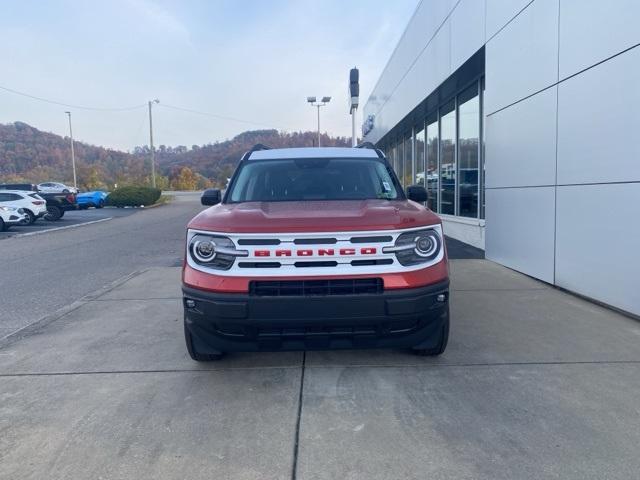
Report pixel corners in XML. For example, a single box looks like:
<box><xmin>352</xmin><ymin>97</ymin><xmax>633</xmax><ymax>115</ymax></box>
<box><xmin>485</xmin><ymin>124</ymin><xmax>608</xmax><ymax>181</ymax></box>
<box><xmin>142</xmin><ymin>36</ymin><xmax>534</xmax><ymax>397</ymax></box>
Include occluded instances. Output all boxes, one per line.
<box><xmin>414</xmin><ymin>307</ymin><xmax>449</xmax><ymax>356</ymax></box>
<box><xmin>184</xmin><ymin>317</ymin><xmax>224</xmax><ymax>362</ymax></box>
<box><xmin>96</xmin><ymin>199</ymin><xmax>105</xmax><ymax>209</ymax></box>
<box><xmin>62</xmin><ymin>189</ymin><xmax>70</xmax><ymax>193</ymax></box>
<box><xmin>0</xmin><ymin>217</ymin><xmax>5</xmax><ymax>232</ymax></box>
<box><xmin>23</xmin><ymin>210</ymin><xmax>36</xmax><ymax>225</ymax></box>
<box><xmin>45</xmin><ymin>206</ymin><xmax>63</xmax><ymax>221</ymax></box>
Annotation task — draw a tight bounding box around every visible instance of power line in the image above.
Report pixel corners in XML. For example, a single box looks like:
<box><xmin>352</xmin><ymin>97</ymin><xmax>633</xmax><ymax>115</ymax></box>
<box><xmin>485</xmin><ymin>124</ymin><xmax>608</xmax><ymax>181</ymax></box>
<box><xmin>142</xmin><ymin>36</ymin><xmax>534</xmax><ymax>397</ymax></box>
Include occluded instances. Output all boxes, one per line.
<box><xmin>0</xmin><ymin>85</ymin><xmax>147</xmax><ymax>111</ymax></box>
<box><xmin>158</xmin><ymin>103</ymin><xmax>282</xmax><ymax>130</ymax></box>
<box><xmin>0</xmin><ymin>83</ymin><xmax>288</xmax><ymax>132</ymax></box>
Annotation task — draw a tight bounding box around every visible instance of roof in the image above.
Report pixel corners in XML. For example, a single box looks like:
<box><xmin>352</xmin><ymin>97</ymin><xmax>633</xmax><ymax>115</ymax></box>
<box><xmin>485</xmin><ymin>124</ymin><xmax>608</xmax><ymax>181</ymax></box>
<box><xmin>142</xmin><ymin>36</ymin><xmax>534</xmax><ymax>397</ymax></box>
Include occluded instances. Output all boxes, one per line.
<box><xmin>248</xmin><ymin>147</ymin><xmax>380</xmax><ymax>160</ymax></box>
<box><xmin>0</xmin><ymin>190</ymin><xmax>35</xmax><ymax>195</ymax></box>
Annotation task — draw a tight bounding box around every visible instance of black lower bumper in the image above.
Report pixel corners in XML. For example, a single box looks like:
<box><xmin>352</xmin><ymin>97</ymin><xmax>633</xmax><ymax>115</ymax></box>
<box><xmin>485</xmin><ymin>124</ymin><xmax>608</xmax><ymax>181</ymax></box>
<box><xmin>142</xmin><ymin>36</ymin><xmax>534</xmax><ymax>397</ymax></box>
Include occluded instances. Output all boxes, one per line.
<box><xmin>183</xmin><ymin>280</ymin><xmax>449</xmax><ymax>353</ymax></box>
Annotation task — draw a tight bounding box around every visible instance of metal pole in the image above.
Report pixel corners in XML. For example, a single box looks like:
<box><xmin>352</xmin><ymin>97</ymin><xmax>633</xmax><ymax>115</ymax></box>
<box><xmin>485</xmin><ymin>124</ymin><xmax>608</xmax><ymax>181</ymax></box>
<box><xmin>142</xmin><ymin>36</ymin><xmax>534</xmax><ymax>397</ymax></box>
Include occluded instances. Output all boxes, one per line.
<box><xmin>65</xmin><ymin>112</ymin><xmax>77</xmax><ymax>188</ymax></box>
<box><xmin>351</xmin><ymin>108</ymin><xmax>357</xmax><ymax>147</ymax></box>
<box><xmin>148</xmin><ymin>101</ymin><xmax>156</xmax><ymax>188</ymax></box>
<box><xmin>317</xmin><ymin>104</ymin><xmax>321</xmax><ymax>148</ymax></box>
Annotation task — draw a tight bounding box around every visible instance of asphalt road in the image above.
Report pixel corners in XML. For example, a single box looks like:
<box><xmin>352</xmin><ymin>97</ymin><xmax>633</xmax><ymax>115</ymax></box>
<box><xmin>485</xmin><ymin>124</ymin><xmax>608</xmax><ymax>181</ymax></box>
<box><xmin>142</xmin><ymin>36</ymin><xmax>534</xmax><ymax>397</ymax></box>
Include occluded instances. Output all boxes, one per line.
<box><xmin>0</xmin><ymin>192</ymin><xmax>203</xmax><ymax>339</ymax></box>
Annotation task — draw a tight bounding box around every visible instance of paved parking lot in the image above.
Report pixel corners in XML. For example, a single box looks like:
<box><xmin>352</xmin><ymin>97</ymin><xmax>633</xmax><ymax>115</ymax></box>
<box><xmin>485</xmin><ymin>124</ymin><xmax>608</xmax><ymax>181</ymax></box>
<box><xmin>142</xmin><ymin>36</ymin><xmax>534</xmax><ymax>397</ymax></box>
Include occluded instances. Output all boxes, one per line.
<box><xmin>1</xmin><ymin>260</ymin><xmax>639</xmax><ymax>479</ymax></box>
<box><xmin>0</xmin><ymin>207</ymin><xmax>137</xmax><ymax>239</ymax></box>
<box><xmin>0</xmin><ymin>194</ymin><xmax>201</xmax><ymax>339</ymax></box>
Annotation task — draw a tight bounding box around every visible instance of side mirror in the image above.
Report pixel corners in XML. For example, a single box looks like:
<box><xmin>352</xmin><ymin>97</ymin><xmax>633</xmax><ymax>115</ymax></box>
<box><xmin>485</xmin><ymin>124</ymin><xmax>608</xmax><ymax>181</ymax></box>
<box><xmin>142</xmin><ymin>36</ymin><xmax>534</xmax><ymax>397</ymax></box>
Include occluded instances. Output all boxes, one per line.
<box><xmin>201</xmin><ymin>188</ymin><xmax>222</xmax><ymax>206</ymax></box>
<box><xmin>406</xmin><ymin>185</ymin><xmax>428</xmax><ymax>203</ymax></box>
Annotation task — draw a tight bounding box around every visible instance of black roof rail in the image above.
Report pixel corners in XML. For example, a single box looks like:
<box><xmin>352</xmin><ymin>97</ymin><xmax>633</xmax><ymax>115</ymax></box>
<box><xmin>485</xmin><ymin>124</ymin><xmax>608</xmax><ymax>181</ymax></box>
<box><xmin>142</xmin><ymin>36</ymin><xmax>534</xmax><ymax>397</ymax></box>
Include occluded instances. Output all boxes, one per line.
<box><xmin>241</xmin><ymin>143</ymin><xmax>271</xmax><ymax>161</ymax></box>
<box><xmin>355</xmin><ymin>141</ymin><xmax>384</xmax><ymax>158</ymax></box>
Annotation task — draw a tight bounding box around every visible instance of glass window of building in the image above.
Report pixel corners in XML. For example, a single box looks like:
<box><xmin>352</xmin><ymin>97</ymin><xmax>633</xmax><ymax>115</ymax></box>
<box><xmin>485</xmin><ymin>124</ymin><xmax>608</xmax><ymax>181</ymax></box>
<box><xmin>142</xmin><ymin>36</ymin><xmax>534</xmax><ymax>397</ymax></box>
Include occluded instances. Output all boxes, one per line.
<box><xmin>403</xmin><ymin>135</ymin><xmax>412</xmax><ymax>187</ymax></box>
<box><xmin>439</xmin><ymin>100</ymin><xmax>456</xmax><ymax>215</ymax></box>
<box><xmin>395</xmin><ymin>140</ymin><xmax>404</xmax><ymax>186</ymax></box>
<box><xmin>480</xmin><ymin>77</ymin><xmax>486</xmax><ymax>219</ymax></box>
<box><xmin>426</xmin><ymin>114</ymin><xmax>438</xmax><ymax>212</ymax></box>
<box><xmin>389</xmin><ymin>143</ymin><xmax>397</xmax><ymax>178</ymax></box>
<box><xmin>458</xmin><ymin>85</ymin><xmax>480</xmax><ymax>218</ymax></box>
<box><xmin>415</xmin><ymin>126</ymin><xmax>425</xmax><ymax>188</ymax></box>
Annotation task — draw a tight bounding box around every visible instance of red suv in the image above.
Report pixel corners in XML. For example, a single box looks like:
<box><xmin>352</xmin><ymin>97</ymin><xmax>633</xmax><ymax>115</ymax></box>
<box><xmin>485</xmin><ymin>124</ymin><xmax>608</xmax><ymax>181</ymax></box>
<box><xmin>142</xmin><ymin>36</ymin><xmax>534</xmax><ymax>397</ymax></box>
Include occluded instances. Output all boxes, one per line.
<box><xmin>182</xmin><ymin>145</ymin><xmax>449</xmax><ymax>360</ymax></box>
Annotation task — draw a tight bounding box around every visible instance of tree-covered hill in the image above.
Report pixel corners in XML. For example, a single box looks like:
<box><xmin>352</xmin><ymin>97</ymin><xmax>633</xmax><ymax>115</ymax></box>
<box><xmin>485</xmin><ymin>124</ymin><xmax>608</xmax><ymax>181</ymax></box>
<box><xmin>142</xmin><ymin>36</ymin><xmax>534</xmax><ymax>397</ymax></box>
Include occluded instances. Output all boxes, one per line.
<box><xmin>0</xmin><ymin>122</ymin><xmax>352</xmax><ymax>189</ymax></box>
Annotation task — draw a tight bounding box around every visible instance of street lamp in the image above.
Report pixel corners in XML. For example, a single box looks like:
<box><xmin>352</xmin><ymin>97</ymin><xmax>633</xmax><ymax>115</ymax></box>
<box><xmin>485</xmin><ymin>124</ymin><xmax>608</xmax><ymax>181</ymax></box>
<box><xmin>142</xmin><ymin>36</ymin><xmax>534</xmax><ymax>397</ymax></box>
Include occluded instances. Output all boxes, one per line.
<box><xmin>64</xmin><ymin>111</ymin><xmax>77</xmax><ymax>189</ymax></box>
<box><xmin>307</xmin><ymin>96</ymin><xmax>331</xmax><ymax>147</ymax></box>
<box><xmin>148</xmin><ymin>99</ymin><xmax>160</xmax><ymax>188</ymax></box>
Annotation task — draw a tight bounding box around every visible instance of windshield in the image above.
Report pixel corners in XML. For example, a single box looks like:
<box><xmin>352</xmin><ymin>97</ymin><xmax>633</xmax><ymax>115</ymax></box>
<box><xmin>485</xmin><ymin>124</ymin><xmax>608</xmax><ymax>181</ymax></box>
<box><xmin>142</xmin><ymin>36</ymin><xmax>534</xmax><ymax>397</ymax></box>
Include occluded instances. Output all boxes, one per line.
<box><xmin>227</xmin><ymin>157</ymin><xmax>401</xmax><ymax>203</ymax></box>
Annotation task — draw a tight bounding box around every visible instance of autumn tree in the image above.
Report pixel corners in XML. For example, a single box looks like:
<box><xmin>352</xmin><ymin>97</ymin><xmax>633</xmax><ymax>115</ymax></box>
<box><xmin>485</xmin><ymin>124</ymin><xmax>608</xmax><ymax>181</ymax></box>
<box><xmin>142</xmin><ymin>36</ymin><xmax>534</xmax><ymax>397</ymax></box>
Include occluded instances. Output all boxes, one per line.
<box><xmin>170</xmin><ymin>166</ymin><xmax>198</xmax><ymax>191</ymax></box>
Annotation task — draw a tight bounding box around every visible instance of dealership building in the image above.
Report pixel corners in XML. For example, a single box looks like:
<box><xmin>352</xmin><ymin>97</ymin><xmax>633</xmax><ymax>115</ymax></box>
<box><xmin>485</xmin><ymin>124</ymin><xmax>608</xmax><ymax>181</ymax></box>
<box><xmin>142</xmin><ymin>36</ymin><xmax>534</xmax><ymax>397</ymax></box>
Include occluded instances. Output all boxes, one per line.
<box><xmin>362</xmin><ymin>0</ymin><xmax>639</xmax><ymax>316</ymax></box>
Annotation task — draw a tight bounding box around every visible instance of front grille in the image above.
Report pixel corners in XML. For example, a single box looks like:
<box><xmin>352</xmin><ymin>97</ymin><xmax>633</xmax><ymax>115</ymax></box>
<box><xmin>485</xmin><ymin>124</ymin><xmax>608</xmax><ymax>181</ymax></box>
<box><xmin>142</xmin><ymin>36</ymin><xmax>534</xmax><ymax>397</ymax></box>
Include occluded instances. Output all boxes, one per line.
<box><xmin>351</xmin><ymin>259</ymin><xmax>394</xmax><ymax>266</ymax></box>
<box><xmin>238</xmin><ymin>262</ymin><xmax>282</xmax><ymax>268</ymax></box>
<box><xmin>293</xmin><ymin>261</ymin><xmax>338</xmax><ymax>268</ymax></box>
<box><xmin>349</xmin><ymin>235</ymin><xmax>393</xmax><ymax>243</ymax></box>
<box><xmin>214</xmin><ymin>318</ymin><xmax>420</xmax><ymax>339</ymax></box>
<box><xmin>293</xmin><ymin>237</ymin><xmax>337</xmax><ymax>245</ymax></box>
<box><xmin>237</xmin><ymin>239</ymin><xmax>281</xmax><ymax>245</ymax></box>
<box><xmin>249</xmin><ymin>278</ymin><xmax>383</xmax><ymax>296</ymax></box>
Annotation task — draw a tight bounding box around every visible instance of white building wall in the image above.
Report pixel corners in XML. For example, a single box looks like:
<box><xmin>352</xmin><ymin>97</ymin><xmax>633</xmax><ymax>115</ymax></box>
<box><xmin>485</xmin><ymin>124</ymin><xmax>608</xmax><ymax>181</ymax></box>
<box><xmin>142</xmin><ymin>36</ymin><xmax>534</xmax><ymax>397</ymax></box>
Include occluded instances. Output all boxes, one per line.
<box><xmin>363</xmin><ymin>0</ymin><xmax>640</xmax><ymax>316</ymax></box>
<box><xmin>485</xmin><ymin>0</ymin><xmax>640</xmax><ymax>315</ymax></box>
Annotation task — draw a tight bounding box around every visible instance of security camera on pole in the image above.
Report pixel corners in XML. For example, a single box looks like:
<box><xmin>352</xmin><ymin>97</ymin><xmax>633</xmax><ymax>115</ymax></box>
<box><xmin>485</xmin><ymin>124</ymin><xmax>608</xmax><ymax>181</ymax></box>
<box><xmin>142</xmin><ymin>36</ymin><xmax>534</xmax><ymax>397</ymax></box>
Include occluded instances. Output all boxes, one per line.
<box><xmin>349</xmin><ymin>67</ymin><xmax>359</xmax><ymax>147</ymax></box>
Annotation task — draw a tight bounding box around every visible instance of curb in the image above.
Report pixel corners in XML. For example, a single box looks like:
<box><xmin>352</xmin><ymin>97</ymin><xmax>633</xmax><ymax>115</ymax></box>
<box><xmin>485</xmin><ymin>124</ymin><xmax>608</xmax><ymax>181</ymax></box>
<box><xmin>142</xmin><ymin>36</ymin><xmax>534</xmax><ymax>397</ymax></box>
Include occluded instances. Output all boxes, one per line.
<box><xmin>12</xmin><ymin>217</ymin><xmax>113</xmax><ymax>238</ymax></box>
<box><xmin>141</xmin><ymin>202</ymin><xmax>166</xmax><ymax>210</ymax></box>
<box><xmin>0</xmin><ymin>269</ymin><xmax>147</xmax><ymax>349</ymax></box>
<box><xmin>144</xmin><ymin>195</ymin><xmax>175</xmax><ymax>209</ymax></box>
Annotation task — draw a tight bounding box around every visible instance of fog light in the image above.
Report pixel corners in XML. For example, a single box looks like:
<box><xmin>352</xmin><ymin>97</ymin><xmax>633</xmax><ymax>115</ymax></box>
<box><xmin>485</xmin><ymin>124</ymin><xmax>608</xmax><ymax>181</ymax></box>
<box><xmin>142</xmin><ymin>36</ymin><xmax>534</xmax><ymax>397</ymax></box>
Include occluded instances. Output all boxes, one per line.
<box><xmin>185</xmin><ymin>299</ymin><xmax>196</xmax><ymax>309</ymax></box>
<box><xmin>436</xmin><ymin>294</ymin><xmax>446</xmax><ymax>303</ymax></box>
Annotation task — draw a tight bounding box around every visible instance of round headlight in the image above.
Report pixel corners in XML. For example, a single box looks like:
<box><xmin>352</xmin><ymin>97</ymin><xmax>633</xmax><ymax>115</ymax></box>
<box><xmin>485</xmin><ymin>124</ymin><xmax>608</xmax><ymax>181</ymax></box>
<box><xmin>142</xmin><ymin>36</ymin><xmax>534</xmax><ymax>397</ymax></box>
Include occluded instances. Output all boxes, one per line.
<box><xmin>414</xmin><ymin>233</ymin><xmax>438</xmax><ymax>257</ymax></box>
<box><xmin>193</xmin><ymin>240</ymin><xmax>216</xmax><ymax>262</ymax></box>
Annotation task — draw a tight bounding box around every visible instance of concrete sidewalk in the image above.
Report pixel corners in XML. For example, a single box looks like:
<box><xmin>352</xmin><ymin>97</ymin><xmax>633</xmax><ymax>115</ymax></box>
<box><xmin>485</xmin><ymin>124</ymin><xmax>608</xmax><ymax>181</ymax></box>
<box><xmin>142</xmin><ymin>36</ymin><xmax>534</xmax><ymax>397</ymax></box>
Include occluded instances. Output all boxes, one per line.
<box><xmin>1</xmin><ymin>261</ymin><xmax>639</xmax><ymax>479</ymax></box>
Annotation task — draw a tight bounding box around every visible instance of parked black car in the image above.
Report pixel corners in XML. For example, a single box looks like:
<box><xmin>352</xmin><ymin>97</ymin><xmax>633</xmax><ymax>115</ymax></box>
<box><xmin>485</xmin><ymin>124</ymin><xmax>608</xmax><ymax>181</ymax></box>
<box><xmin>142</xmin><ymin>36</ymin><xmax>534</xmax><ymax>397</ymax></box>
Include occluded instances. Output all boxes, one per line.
<box><xmin>0</xmin><ymin>184</ymin><xmax>77</xmax><ymax>221</ymax></box>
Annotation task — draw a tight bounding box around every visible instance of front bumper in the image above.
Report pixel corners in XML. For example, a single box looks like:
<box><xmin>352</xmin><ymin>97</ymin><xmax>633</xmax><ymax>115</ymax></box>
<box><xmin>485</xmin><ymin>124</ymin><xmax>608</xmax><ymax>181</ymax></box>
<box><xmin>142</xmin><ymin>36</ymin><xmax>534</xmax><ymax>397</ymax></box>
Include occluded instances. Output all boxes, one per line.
<box><xmin>183</xmin><ymin>280</ymin><xmax>449</xmax><ymax>353</ymax></box>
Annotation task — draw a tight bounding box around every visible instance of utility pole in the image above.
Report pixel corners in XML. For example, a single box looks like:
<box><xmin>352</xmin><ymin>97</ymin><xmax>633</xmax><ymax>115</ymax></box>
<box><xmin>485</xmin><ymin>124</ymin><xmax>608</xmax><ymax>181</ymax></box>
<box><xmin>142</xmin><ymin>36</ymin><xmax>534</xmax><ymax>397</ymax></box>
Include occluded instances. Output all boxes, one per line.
<box><xmin>64</xmin><ymin>111</ymin><xmax>77</xmax><ymax>188</ymax></box>
<box><xmin>148</xmin><ymin>99</ymin><xmax>159</xmax><ymax>188</ymax></box>
<box><xmin>306</xmin><ymin>96</ymin><xmax>331</xmax><ymax>147</ymax></box>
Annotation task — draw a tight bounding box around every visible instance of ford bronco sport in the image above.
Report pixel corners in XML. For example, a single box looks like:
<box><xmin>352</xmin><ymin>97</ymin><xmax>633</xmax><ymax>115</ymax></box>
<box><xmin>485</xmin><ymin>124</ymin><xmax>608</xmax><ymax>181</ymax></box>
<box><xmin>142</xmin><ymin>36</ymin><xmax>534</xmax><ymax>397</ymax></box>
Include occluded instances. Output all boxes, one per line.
<box><xmin>182</xmin><ymin>144</ymin><xmax>449</xmax><ymax>360</ymax></box>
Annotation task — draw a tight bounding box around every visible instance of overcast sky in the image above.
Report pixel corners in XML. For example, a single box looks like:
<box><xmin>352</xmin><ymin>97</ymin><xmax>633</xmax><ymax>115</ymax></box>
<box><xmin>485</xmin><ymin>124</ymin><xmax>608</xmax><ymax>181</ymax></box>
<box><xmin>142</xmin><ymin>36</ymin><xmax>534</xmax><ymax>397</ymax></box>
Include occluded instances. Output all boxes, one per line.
<box><xmin>0</xmin><ymin>0</ymin><xmax>417</xmax><ymax>151</ymax></box>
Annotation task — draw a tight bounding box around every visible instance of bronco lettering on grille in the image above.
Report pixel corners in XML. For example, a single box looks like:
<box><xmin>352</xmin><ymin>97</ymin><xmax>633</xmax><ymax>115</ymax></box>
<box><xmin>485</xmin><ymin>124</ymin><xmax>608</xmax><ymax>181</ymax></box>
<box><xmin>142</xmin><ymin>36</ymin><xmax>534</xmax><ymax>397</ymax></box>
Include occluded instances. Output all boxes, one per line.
<box><xmin>253</xmin><ymin>247</ymin><xmax>377</xmax><ymax>257</ymax></box>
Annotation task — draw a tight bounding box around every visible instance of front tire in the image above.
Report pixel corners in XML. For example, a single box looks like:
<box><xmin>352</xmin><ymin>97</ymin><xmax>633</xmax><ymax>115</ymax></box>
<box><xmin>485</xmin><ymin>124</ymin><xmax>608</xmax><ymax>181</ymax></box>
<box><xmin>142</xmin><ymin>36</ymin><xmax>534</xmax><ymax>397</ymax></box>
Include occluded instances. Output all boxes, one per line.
<box><xmin>96</xmin><ymin>200</ymin><xmax>105</xmax><ymax>209</ymax></box>
<box><xmin>413</xmin><ymin>306</ymin><xmax>449</xmax><ymax>356</ymax></box>
<box><xmin>184</xmin><ymin>318</ymin><xmax>224</xmax><ymax>362</ymax></box>
<box><xmin>23</xmin><ymin>210</ymin><xmax>36</xmax><ymax>225</ymax></box>
<box><xmin>0</xmin><ymin>217</ymin><xmax>5</xmax><ymax>231</ymax></box>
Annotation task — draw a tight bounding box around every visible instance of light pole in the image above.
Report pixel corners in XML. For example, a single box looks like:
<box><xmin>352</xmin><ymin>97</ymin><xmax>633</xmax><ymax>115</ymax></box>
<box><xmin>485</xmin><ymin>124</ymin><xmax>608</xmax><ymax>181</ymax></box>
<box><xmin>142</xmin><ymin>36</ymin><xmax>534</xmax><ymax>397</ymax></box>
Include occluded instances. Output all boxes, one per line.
<box><xmin>148</xmin><ymin>99</ymin><xmax>160</xmax><ymax>188</ymax></box>
<box><xmin>307</xmin><ymin>96</ymin><xmax>331</xmax><ymax>147</ymax></box>
<box><xmin>64</xmin><ymin>111</ymin><xmax>77</xmax><ymax>189</ymax></box>
<box><xmin>349</xmin><ymin>68</ymin><xmax>359</xmax><ymax>147</ymax></box>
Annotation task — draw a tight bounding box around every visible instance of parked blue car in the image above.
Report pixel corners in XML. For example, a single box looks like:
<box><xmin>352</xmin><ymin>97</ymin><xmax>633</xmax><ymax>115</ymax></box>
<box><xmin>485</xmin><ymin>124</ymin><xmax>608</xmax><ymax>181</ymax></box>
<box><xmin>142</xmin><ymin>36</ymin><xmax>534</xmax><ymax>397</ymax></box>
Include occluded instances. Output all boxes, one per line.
<box><xmin>77</xmin><ymin>191</ymin><xmax>109</xmax><ymax>209</ymax></box>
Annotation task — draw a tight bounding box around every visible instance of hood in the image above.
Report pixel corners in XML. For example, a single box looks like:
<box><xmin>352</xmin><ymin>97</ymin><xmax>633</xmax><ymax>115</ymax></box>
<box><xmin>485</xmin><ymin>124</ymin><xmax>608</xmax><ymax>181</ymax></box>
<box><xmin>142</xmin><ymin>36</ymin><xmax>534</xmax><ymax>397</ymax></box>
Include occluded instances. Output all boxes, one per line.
<box><xmin>188</xmin><ymin>199</ymin><xmax>441</xmax><ymax>233</ymax></box>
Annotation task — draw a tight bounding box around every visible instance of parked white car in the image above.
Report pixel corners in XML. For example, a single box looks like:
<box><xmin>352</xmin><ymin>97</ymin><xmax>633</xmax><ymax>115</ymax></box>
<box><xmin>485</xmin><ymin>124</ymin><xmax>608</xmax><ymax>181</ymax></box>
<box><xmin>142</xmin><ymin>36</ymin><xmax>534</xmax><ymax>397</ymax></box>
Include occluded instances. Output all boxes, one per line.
<box><xmin>0</xmin><ymin>190</ymin><xmax>48</xmax><ymax>224</ymax></box>
<box><xmin>37</xmin><ymin>182</ymin><xmax>78</xmax><ymax>194</ymax></box>
<box><xmin>0</xmin><ymin>205</ymin><xmax>27</xmax><ymax>231</ymax></box>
